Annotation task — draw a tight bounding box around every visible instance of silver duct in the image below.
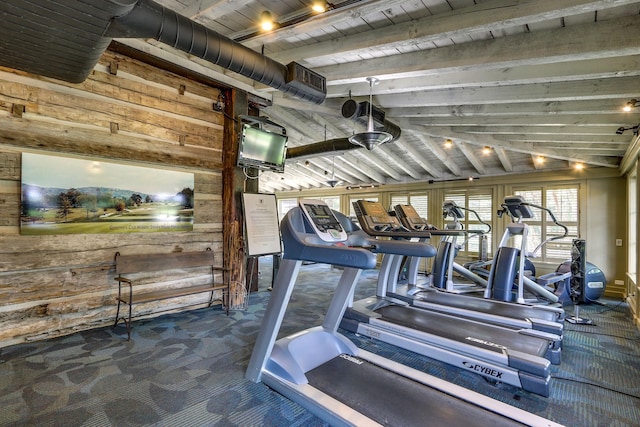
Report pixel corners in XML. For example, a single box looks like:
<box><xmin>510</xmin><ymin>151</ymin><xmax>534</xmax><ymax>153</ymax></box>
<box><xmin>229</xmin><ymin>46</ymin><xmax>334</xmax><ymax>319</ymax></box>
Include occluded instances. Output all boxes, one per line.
<box><xmin>286</xmin><ymin>138</ymin><xmax>356</xmax><ymax>160</ymax></box>
<box><xmin>105</xmin><ymin>0</ymin><xmax>325</xmax><ymax>104</ymax></box>
<box><xmin>286</xmin><ymin>100</ymin><xmax>402</xmax><ymax>159</ymax></box>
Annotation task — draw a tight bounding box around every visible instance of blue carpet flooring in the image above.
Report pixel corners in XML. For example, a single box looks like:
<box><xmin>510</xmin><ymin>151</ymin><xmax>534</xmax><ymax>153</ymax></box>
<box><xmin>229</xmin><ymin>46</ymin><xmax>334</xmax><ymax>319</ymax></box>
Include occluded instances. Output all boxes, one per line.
<box><xmin>0</xmin><ymin>261</ymin><xmax>639</xmax><ymax>426</ymax></box>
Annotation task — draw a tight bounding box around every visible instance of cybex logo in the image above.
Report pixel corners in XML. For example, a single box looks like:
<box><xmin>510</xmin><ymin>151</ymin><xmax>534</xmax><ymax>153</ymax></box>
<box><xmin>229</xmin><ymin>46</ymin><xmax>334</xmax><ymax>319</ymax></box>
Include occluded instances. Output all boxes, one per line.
<box><xmin>462</xmin><ymin>361</ymin><xmax>504</xmax><ymax>379</ymax></box>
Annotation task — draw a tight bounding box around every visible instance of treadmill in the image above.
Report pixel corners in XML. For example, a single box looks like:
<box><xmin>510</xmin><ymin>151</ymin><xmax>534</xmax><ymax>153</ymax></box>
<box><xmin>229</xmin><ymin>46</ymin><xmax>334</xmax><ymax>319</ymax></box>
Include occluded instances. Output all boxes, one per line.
<box><xmin>342</xmin><ymin>201</ymin><xmax>561</xmax><ymax>397</ymax></box>
<box><xmin>246</xmin><ymin>199</ymin><xmax>563</xmax><ymax>426</ymax></box>
<box><xmin>389</xmin><ymin>203</ymin><xmax>565</xmax><ymax>336</ymax></box>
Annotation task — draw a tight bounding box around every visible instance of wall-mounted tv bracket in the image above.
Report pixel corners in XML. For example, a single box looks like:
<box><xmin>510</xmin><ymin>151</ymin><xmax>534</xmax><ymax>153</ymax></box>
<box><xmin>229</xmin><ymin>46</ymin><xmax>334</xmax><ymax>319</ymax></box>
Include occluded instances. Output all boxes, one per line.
<box><xmin>238</xmin><ymin>115</ymin><xmax>286</xmax><ymax>137</ymax></box>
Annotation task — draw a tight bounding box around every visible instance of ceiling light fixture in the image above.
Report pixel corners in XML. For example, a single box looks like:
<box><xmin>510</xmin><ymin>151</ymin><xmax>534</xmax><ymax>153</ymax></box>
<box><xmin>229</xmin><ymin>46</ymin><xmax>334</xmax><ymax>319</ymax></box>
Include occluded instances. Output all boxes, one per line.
<box><xmin>482</xmin><ymin>146</ymin><xmax>491</xmax><ymax>155</ymax></box>
<box><xmin>623</xmin><ymin>99</ymin><xmax>640</xmax><ymax>112</ymax></box>
<box><xmin>260</xmin><ymin>11</ymin><xmax>275</xmax><ymax>31</ymax></box>
<box><xmin>348</xmin><ymin>77</ymin><xmax>393</xmax><ymax>150</ymax></box>
<box><xmin>444</xmin><ymin>138</ymin><xmax>453</xmax><ymax>148</ymax></box>
<box><xmin>311</xmin><ymin>1</ymin><xmax>328</xmax><ymax>13</ymax></box>
<box><xmin>574</xmin><ymin>163</ymin><xmax>585</xmax><ymax>170</ymax></box>
<box><xmin>536</xmin><ymin>156</ymin><xmax>545</xmax><ymax>164</ymax></box>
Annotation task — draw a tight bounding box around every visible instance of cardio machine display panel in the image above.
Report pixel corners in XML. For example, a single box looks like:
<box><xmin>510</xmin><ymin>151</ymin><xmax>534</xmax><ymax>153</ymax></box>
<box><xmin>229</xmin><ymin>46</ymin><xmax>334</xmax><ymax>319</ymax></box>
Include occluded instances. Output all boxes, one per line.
<box><xmin>395</xmin><ymin>204</ymin><xmax>430</xmax><ymax>230</ymax></box>
<box><xmin>299</xmin><ymin>199</ymin><xmax>347</xmax><ymax>242</ymax></box>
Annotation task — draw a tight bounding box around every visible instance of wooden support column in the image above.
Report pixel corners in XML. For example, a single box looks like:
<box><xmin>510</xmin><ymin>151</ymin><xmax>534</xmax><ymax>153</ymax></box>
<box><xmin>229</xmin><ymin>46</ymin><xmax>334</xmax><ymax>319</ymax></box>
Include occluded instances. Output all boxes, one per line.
<box><xmin>222</xmin><ymin>89</ymin><xmax>250</xmax><ymax>299</ymax></box>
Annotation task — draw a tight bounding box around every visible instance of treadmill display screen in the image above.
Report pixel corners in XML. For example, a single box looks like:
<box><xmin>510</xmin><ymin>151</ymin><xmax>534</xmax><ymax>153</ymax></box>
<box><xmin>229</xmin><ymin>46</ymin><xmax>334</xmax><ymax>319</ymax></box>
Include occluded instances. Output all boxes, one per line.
<box><xmin>398</xmin><ymin>205</ymin><xmax>421</xmax><ymax>221</ymax></box>
<box><xmin>304</xmin><ymin>203</ymin><xmax>343</xmax><ymax>232</ymax></box>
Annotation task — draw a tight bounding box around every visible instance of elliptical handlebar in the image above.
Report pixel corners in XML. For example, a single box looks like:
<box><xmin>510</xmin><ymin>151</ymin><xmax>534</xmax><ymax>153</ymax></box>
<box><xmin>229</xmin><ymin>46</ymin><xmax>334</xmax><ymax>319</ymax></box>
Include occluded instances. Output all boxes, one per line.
<box><xmin>498</xmin><ymin>195</ymin><xmax>569</xmax><ymax>257</ymax></box>
<box><xmin>442</xmin><ymin>200</ymin><xmax>492</xmax><ymax>236</ymax></box>
<box><xmin>526</xmin><ymin>202</ymin><xmax>569</xmax><ymax>256</ymax></box>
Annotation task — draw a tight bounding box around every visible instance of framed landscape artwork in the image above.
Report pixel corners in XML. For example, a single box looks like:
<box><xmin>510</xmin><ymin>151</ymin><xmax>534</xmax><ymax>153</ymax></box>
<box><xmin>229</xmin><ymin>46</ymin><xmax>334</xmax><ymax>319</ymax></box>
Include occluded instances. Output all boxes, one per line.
<box><xmin>20</xmin><ymin>153</ymin><xmax>195</xmax><ymax>235</ymax></box>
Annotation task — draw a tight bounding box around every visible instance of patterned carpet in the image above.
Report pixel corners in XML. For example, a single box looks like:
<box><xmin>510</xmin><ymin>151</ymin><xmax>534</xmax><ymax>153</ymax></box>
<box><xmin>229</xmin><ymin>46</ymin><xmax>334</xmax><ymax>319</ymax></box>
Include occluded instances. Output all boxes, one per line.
<box><xmin>0</xmin><ymin>260</ymin><xmax>639</xmax><ymax>427</ymax></box>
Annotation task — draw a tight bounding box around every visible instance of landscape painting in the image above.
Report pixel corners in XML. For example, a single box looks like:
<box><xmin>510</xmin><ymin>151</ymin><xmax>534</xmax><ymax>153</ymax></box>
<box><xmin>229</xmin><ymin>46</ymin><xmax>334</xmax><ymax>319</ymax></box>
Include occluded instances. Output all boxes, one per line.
<box><xmin>21</xmin><ymin>153</ymin><xmax>195</xmax><ymax>235</ymax></box>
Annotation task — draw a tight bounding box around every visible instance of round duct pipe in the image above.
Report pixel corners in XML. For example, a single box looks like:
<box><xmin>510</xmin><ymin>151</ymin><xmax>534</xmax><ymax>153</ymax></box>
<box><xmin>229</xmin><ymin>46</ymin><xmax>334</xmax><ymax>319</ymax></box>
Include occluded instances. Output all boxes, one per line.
<box><xmin>286</xmin><ymin>138</ymin><xmax>355</xmax><ymax>159</ymax></box>
<box><xmin>105</xmin><ymin>0</ymin><xmax>325</xmax><ymax>104</ymax></box>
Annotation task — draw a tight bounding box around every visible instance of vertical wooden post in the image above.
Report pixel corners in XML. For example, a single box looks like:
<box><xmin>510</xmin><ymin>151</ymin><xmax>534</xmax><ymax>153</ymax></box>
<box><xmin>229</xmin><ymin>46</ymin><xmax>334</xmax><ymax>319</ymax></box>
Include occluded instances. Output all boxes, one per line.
<box><xmin>222</xmin><ymin>89</ymin><xmax>252</xmax><ymax>303</ymax></box>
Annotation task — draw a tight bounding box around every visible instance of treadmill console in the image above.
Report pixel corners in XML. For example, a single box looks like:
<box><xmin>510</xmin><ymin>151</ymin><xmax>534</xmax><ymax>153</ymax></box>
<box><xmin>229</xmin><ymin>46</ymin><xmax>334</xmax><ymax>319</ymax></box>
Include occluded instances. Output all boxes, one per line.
<box><xmin>353</xmin><ymin>200</ymin><xmax>403</xmax><ymax>232</ymax></box>
<box><xmin>299</xmin><ymin>199</ymin><xmax>348</xmax><ymax>242</ymax></box>
<box><xmin>394</xmin><ymin>204</ymin><xmax>433</xmax><ymax>231</ymax></box>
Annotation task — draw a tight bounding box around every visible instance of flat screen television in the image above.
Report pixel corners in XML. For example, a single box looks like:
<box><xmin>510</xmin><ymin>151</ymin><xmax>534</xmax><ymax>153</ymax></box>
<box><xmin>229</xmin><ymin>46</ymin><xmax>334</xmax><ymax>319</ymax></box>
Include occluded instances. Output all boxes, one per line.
<box><xmin>237</xmin><ymin>124</ymin><xmax>288</xmax><ymax>173</ymax></box>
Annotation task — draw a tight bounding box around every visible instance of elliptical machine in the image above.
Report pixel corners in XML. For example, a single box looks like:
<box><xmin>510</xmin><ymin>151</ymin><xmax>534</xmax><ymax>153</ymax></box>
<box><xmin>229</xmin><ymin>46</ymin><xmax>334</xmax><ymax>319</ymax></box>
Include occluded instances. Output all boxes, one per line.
<box><xmin>427</xmin><ymin>200</ymin><xmax>492</xmax><ymax>293</ymax></box>
<box><xmin>482</xmin><ymin>195</ymin><xmax>568</xmax><ymax>304</ymax></box>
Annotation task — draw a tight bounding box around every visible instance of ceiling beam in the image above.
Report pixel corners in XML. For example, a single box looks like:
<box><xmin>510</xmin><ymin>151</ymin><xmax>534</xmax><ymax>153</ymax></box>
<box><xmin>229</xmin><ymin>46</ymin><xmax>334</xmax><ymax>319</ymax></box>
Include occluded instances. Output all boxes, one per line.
<box><xmin>494</xmin><ymin>147</ymin><xmax>513</xmax><ymax>172</ymax></box>
<box><xmin>393</xmin><ymin>139</ymin><xmax>441</xmax><ymax>178</ymax></box>
<box><xmin>265</xmin><ymin>0</ymin><xmax>638</xmax><ymax>64</ymax></box>
<box><xmin>457</xmin><ymin>142</ymin><xmax>487</xmax><ymax>175</ymax></box>
<box><xmin>312</xmin><ymin>15</ymin><xmax>640</xmax><ymax>84</ymax></box>
<box><xmin>182</xmin><ymin>0</ymin><xmax>254</xmax><ymax>20</ymax></box>
<box><xmin>421</xmin><ymin>127</ymin><xmax>620</xmax><ymax>167</ymax></box>
<box><xmin>242</xmin><ymin>0</ymin><xmax>413</xmax><ymax>49</ymax></box>
<box><xmin>380</xmin><ymin>76</ymin><xmax>640</xmax><ymax>109</ymax></box>
<box><xmin>325</xmin><ymin>56</ymin><xmax>640</xmax><ymax>98</ymax></box>
<box><xmin>384</xmin><ymin>98</ymin><xmax>637</xmax><ymax>118</ymax></box>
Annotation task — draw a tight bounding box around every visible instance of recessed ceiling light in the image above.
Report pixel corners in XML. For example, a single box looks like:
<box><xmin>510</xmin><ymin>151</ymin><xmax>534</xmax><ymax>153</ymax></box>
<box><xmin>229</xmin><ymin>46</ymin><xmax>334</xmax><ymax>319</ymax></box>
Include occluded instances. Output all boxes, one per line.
<box><xmin>260</xmin><ymin>11</ymin><xmax>274</xmax><ymax>31</ymax></box>
<box><xmin>312</xmin><ymin>1</ymin><xmax>327</xmax><ymax>13</ymax></box>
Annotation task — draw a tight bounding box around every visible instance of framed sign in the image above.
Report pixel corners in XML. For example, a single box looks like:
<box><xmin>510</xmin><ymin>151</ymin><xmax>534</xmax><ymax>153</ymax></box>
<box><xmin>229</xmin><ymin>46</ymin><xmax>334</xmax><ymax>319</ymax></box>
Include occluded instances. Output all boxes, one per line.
<box><xmin>242</xmin><ymin>193</ymin><xmax>282</xmax><ymax>256</ymax></box>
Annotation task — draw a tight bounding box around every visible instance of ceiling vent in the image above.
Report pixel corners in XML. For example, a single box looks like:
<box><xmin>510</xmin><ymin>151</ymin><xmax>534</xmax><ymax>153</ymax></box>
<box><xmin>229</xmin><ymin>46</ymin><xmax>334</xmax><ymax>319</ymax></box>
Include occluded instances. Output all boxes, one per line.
<box><xmin>286</xmin><ymin>62</ymin><xmax>326</xmax><ymax>102</ymax></box>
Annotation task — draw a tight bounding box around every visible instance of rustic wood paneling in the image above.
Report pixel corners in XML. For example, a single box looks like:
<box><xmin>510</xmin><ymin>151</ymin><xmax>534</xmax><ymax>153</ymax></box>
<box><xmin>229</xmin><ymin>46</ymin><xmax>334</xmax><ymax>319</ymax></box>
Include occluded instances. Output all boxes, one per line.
<box><xmin>0</xmin><ymin>49</ymin><xmax>235</xmax><ymax>347</ymax></box>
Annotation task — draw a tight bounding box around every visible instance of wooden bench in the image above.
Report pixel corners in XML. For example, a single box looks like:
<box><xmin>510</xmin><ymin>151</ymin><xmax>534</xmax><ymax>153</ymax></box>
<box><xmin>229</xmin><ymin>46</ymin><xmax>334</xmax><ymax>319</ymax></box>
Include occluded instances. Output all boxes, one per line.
<box><xmin>114</xmin><ymin>248</ymin><xmax>229</xmax><ymax>340</ymax></box>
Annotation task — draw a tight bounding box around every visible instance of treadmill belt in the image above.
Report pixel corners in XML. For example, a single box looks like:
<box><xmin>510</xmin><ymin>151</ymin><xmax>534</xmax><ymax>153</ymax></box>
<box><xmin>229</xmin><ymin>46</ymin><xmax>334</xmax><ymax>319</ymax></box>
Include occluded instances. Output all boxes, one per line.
<box><xmin>419</xmin><ymin>292</ymin><xmax>558</xmax><ymax>322</ymax></box>
<box><xmin>305</xmin><ymin>354</ymin><xmax>525</xmax><ymax>427</ymax></box>
<box><xmin>377</xmin><ymin>305</ymin><xmax>548</xmax><ymax>357</ymax></box>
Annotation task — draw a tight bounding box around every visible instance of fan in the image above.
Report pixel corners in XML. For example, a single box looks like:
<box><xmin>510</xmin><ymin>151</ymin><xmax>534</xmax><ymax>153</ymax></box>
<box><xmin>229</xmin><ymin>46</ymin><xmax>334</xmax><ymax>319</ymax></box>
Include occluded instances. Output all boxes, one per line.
<box><xmin>348</xmin><ymin>77</ymin><xmax>392</xmax><ymax>150</ymax></box>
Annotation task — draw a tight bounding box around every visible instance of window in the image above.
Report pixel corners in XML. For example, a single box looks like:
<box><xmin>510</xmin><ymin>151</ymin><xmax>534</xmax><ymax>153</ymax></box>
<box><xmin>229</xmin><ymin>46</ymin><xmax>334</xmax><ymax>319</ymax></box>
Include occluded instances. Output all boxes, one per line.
<box><xmin>390</xmin><ymin>194</ymin><xmax>408</xmax><ymax>211</ymax></box>
<box><xmin>513</xmin><ymin>185</ymin><xmax>579</xmax><ymax>261</ymax></box>
<box><xmin>277</xmin><ymin>198</ymin><xmax>297</xmax><ymax>221</ymax></box>
<box><xmin>390</xmin><ymin>193</ymin><xmax>429</xmax><ymax>220</ymax></box>
<box><xmin>317</xmin><ymin>196</ymin><xmax>340</xmax><ymax>212</ymax></box>
<box><xmin>348</xmin><ymin>195</ymin><xmax>379</xmax><ymax>218</ymax></box>
<box><xmin>628</xmin><ymin>170</ymin><xmax>636</xmax><ymax>280</ymax></box>
<box><xmin>443</xmin><ymin>190</ymin><xmax>493</xmax><ymax>256</ymax></box>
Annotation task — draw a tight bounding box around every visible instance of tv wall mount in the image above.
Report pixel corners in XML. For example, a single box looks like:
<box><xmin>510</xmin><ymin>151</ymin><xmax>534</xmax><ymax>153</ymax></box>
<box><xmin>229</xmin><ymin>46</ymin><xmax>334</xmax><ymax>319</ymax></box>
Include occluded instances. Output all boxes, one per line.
<box><xmin>238</xmin><ymin>115</ymin><xmax>286</xmax><ymax>137</ymax></box>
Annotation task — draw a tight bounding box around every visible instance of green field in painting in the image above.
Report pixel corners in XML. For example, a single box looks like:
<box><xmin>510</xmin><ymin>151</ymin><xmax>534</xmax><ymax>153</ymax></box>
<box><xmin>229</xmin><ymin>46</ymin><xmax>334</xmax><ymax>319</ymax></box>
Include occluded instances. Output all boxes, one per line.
<box><xmin>21</xmin><ymin>203</ymin><xmax>193</xmax><ymax>235</ymax></box>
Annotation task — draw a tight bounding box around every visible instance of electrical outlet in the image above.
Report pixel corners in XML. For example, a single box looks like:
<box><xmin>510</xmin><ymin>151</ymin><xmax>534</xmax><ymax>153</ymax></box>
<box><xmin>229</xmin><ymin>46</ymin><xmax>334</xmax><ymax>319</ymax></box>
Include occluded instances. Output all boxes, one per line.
<box><xmin>615</xmin><ymin>239</ymin><xmax>623</xmax><ymax>247</ymax></box>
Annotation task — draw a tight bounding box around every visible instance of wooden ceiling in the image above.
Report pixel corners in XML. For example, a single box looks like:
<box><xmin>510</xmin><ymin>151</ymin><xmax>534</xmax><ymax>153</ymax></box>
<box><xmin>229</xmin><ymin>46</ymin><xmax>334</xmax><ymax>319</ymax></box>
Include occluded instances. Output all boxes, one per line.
<box><xmin>117</xmin><ymin>0</ymin><xmax>640</xmax><ymax>191</ymax></box>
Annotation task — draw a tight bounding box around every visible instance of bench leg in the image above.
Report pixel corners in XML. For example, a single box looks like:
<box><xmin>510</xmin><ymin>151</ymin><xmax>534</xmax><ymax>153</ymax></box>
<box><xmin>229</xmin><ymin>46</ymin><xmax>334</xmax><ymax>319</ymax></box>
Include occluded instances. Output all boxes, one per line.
<box><xmin>114</xmin><ymin>299</ymin><xmax>121</xmax><ymax>327</ymax></box>
<box><xmin>126</xmin><ymin>302</ymin><xmax>132</xmax><ymax>341</ymax></box>
<box><xmin>113</xmin><ymin>300</ymin><xmax>132</xmax><ymax>341</ymax></box>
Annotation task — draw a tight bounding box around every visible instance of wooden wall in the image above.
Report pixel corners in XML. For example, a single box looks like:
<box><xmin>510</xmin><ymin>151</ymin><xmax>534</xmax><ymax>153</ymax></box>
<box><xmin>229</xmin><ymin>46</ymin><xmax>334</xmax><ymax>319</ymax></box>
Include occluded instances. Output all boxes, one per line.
<box><xmin>0</xmin><ymin>50</ymin><xmax>232</xmax><ymax>347</ymax></box>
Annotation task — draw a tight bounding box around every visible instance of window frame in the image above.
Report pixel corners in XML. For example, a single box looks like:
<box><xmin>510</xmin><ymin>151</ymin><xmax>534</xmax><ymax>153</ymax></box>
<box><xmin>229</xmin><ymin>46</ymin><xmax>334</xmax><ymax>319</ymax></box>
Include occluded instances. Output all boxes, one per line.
<box><xmin>442</xmin><ymin>190</ymin><xmax>493</xmax><ymax>258</ymax></box>
<box><xmin>511</xmin><ymin>184</ymin><xmax>580</xmax><ymax>263</ymax></box>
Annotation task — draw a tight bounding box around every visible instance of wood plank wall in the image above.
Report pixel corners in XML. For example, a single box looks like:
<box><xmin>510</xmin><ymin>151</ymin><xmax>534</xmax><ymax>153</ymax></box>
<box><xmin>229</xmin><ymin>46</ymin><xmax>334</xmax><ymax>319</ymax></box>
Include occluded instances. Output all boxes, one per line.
<box><xmin>0</xmin><ymin>50</ymin><xmax>233</xmax><ymax>347</ymax></box>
